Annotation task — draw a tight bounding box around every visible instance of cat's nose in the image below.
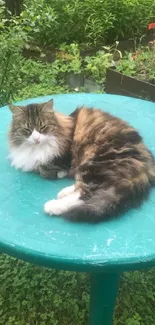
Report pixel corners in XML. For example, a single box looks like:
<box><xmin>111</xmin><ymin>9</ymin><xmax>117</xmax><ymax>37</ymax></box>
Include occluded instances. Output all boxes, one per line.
<box><xmin>32</xmin><ymin>129</ymin><xmax>40</xmax><ymax>144</ymax></box>
<box><xmin>34</xmin><ymin>138</ymin><xmax>40</xmax><ymax>144</ymax></box>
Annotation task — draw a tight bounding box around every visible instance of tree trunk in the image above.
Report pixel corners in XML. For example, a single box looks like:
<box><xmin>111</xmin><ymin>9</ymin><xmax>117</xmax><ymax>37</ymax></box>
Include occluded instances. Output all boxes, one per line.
<box><xmin>5</xmin><ymin>0</ymin><xmax>24</xmax><ymax>16</ymax></box>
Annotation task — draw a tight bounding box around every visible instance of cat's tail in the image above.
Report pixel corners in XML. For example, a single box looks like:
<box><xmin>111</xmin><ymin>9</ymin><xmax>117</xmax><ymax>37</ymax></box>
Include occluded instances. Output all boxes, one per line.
<box><xmin>63</xmin><ymin>187</ymin><xmax>124</xmax><ymax>222</ymax></box>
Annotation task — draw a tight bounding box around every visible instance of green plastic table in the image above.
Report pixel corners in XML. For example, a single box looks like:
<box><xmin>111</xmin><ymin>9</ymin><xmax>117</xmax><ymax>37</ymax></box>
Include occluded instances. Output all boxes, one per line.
<box><xmin>0</xmin><ymin>93</ymin><xmax>155</xmax><ymax>325</ymax></box>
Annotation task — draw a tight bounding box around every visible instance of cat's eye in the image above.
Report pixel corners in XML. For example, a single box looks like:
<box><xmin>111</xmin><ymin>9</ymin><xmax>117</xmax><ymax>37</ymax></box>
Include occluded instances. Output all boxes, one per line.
<box><xmin>40</xmin><ymin>125</ymin><xmax>47</xmax><ymax>133</ymax></box>
<box><xmin>23</xmin><ymin>127</ymin><xmax>31</xmax><ymax>134</ymax></box>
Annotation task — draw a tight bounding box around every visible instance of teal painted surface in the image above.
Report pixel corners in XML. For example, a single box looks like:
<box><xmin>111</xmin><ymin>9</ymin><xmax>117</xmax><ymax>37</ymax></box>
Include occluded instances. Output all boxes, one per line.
<box><xmin>89</xmin><ymin>273</ymin><xmax>120</xmax><ymax>325</ymax></box>
<box><xmin>0</xmin><ymin>93</ymin><xmax>155</xmax><ymax>272</ymax></box>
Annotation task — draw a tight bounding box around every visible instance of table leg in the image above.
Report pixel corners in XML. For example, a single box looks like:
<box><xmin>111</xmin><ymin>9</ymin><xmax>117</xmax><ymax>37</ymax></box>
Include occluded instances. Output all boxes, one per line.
<box><xmin>88</xmin><ymin>272</ymin><xmax>120</xmax><ymax>325</ymax></box>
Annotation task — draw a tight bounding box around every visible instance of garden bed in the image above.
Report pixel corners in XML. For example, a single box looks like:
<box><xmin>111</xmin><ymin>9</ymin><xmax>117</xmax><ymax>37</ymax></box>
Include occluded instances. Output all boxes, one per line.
<box><xmin>105</xmin><ymin>68</ymin><xmax>155</xmax><ymax>102</ymax></box>
<box><xmin>23</xmin><ymin>35</ymin><xmax>153</xmax><ymax>63</ymax></box>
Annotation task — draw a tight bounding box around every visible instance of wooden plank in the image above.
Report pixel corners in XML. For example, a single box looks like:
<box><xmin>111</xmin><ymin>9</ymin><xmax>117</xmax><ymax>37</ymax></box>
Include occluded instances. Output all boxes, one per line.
<box><xmin>105</xmin><ymin>68</ymin><xmax>155</xmax><ymax>102</ymax></box>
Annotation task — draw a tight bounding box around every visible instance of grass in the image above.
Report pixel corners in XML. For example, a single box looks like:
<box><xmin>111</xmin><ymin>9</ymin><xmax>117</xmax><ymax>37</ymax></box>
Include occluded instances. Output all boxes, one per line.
<box><xmin>0</xmin><ymin>254</ymin><xmax>155</xmax><ymax>325</ymax></box>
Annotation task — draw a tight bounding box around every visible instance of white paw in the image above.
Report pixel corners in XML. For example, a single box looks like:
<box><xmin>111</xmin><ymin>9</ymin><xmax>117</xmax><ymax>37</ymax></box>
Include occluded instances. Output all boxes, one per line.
<box><xmin>57</xmin><ymin>170</ymin><xmax>68</xmax><ymax>179</ymax></box>
<box><xmin>44</xmin><ymin>199</ymin><xmax>63</xmax><ymax>216</ymax></box>
<box><xmin>57</xmin><ymin>185</ymin><xmax>75</xmax><ymax>199</ymax></box>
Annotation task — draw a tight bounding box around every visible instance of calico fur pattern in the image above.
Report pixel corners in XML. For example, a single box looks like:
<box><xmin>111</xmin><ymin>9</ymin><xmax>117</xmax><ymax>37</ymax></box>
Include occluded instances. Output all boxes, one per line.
<box><xmin>8</xmin><ymin>100</ymin><xmax>155</xmax><ymax>222</ymax></box>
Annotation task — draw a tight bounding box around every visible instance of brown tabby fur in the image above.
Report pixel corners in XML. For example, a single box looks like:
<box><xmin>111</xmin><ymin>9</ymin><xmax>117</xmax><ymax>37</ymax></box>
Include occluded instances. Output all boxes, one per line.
<box><xmin>9</xmin><ymin>101</ymin><xmax>73</xmax><ymax>178</ymax></box>
<box><xmin>9</xmin><ymin>101</ymin><xmax>155</xmax><ymax>221</ymax></box>
<box><xmin>9</xmin><ymin>102</ymin><xmax>73</xmax><ymax>153</ymax></box>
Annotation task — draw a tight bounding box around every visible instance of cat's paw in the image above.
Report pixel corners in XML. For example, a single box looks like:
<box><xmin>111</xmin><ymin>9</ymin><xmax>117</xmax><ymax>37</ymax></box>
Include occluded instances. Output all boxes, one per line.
<box><xmin>39</xmin><ymin>166</ymin><xmax>57</xmax><ymax>180</ymax></box>
<box><xmin>57</xmin><ymin>185</ymin><xmax>75</xmax><ymax>199</ymax></box>
<box><xmin>44</xmin><ymin>199</ymin><xmax>63</xmax><ymax>216</ymax></box>
<box><xmin>57</xmin><ymin>170</ymin><xmax>68</xmax><ymax>179</ymax></box>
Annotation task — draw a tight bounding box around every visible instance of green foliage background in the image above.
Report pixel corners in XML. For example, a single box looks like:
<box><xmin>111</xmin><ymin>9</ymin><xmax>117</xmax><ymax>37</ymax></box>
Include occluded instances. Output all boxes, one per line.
<box><xmin>19</xmin><ymin>0</ymin><xmax>155</xmax><ymax>47</ymax></box>
<box><xmin>0</xmin><ymin>0</ymin><xmax>155</xmax><ymax>105</ymax></box>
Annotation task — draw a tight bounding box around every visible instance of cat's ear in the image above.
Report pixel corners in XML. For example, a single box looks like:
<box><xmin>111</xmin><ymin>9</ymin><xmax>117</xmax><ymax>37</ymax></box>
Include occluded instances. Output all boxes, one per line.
<box><xmin>8</xmin><ymin>104</ymin><xmax>24</xmax><ymax>115</ymax></box>
<box><xmin>41</xmin><ymin>99</ymin><xmax>54</xmax><ymax>113</ymax></box>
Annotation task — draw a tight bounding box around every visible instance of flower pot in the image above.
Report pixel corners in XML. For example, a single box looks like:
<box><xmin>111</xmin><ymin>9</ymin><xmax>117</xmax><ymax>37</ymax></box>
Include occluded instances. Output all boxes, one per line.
<box><xmin>65</xmin><ymin>72</ymin><xmax>84</xmax><ymax>88</ymax></box>
<box><xmin>65</xmin><ymin>72</ymin><xmax>101</xmax><ymax>92</ymax></box>
<box><xmin>105</xmin><ymin>68</ymin><xmax>155</xmax><ymax>102</ymax></box>
<box><xmin>83</xmin><ymin>78</ymin><xmax>101</xmax><ymax>92</ymax></box>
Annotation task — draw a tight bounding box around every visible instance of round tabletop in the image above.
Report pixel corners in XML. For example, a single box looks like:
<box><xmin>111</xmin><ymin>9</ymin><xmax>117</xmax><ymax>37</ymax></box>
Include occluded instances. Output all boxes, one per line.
<box><xmin>0</xmin><ymin>93</ymin><xmax>155</xmax><ymax>273</ymax></box>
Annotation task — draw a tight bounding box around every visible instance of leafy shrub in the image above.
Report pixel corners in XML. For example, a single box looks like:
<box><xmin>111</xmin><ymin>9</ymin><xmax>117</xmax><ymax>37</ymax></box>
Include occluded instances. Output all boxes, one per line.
<box><xmin>0</xmin><ymin>27</ymin><xmax>26</xmax><ymax>106</ymax></box>
<box><xmin>15</xmin><ymin>0</ymin><xmax>155</xmax><ymax>48</ymax></box>
<box><xmin>20</xmin><ymin>59</ymin><xmax>59</xmax><ymax>87</ymax></box>
<box><xmin>0</xmin><ymin>38</ymin><xmax>111</xmax><ymax>107</ymax></box>
<box><xmin>0</xmin><ymin>39</ymin><xmax>67</xmax><ymax>106</ymax></box>
<box><xmin>19</xmin><ymin>0</ymin><xmax>115</xmax><ymax>47</ymax></box>
<box><xmin>84</xmin><ymin>50</ymin><xmax>113</xmax><ymax>84</ymax></box>
<box><xmin>56</xmin><ymin>43</ymin><xmax>82</xmax><ymax>74</ymax></box>
<box><xmin>0</xmin><ymin>30</ymin><xmax>70</xmax><ymax>106</ymax></box>
<box><xmin>15</xmin><ymin>83</ymin><xmax>70</xmax><ymax>102</ymax></box>
<box><xmin>0</xmin><ymin>0</ymin><xmax>5</xmax><ymax>26</ymax></box>
<box><xmin>108</xmin><ymin>0</ymin><xmax>155</xmax><ymax>42</ymax></box>
<box><xmin>19</xmin><ymin>0</ymin><xmax>58</xmax><ymax>47</ymax></box>
<box><xmin>116</xmin><ymin>48</ymin><xmax>155</xmax><ymax>83</ymax></box>
<box><xmin>0</xmin><ymin>0</ymin><xmax>154</xmax><ymax>106</ymax></box>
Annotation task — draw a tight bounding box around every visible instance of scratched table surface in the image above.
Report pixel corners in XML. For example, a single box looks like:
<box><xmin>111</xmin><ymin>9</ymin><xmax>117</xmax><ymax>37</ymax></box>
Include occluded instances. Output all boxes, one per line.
<box><xmin>0</xmin><ymin>93</ymin><xmax>155</xmax><ymax>273</ymax></box>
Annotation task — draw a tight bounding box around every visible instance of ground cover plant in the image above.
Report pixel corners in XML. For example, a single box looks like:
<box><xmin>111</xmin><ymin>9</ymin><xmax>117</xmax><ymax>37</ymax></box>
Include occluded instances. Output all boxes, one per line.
<box><xmin>1</xmin><ymin>254</ymin><xmax>155</xmax><ymax>325</ymax></box>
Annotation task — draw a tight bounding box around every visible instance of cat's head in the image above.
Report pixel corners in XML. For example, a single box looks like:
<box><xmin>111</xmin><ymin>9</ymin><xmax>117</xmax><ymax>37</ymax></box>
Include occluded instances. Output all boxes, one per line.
<box><xmin>8</xmin><ymin>100</ymin><xmax>73</xmax><ymax>152</ymax></box>
<box><xmin>9</xmin><ymin>100</ymin><xmax>57</xmax><ymax>147</ymax></box>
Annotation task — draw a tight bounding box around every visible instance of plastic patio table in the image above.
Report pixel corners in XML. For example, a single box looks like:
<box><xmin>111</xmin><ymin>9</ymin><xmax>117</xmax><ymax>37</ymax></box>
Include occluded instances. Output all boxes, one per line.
<box><xmin>0</xmin><ymin>93</ymin><xmax>155</xmax><ymax>325</ymax></box>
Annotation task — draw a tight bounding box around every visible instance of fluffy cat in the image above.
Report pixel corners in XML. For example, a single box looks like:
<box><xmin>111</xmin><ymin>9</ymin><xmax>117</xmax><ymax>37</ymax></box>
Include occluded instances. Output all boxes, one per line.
<box><xmin>8</xmin><ymin>100</ymin><xmax>155</xmax><ymax>222</ymax></box>
<box><xmin>8</xmin><ymin>100</ymin><xmax>73</xmax><ymax>179</ymax></box>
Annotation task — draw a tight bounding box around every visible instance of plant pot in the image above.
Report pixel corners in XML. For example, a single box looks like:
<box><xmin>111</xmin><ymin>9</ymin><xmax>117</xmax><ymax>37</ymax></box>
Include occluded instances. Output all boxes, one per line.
<box><xmin>83</xmin><ymin>78</ymin><xmax>101</xmax><ymax>92</ymax></box>
<box><xmin>65</xmin><ymin>73</ymin><xmax>101</xmax><ymax>92</ymax></box>
<box><xmin>65</xmin><ymin>72</ymin><xmax>84</xmax><ymax>88</ymax></box>
<box><xmin>105</xmin><ymin>68</ymin><xmax>155</xmax><ymax>102</ymax></box>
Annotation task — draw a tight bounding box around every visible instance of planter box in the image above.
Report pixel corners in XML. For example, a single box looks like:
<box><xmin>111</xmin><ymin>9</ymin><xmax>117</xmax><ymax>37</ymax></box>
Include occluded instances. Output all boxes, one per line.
<box><xmin>65</xmin><ymin>72</ymin><xmax>84</xmax><ymax>88</ymax></box>
<box><xmin>105</xmin><ymin>68</ymin><xmax>155</xmax><ymax>102</ymax></box>
<box><xmin>65</xmin><ymin>72</ymin><xmax>101</xmax><ymax>92</ymax></box>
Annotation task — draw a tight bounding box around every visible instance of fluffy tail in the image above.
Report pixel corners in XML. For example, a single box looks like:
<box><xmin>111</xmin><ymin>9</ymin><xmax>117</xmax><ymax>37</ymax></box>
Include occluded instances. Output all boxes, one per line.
<box><xmin>63</xmin><ymin>187</ymin><xmax>123</xmax><ymax>222</ymax></box>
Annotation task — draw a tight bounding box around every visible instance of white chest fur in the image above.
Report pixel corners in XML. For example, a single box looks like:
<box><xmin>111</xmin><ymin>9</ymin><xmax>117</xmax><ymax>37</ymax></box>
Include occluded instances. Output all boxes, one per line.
<box><xmin>9</xmin><ymin>135</ymin><xmax>60</xmax><ymax>172</ymax></box>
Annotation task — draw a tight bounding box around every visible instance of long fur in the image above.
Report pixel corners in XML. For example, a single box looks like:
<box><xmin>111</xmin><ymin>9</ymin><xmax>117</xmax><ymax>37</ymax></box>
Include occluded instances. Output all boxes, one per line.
<box><xmin>8</xmin><ymin>102</ymin><xmax>155</xmax><ymax>222</ymax></box>
<box><xmin>63</xmin><ymin>181</ymin><xmax>153</xmax><ymax>222</ymax></box>
<box><xmin>63</xmin><ymin>106</ymin><xmax>155</xmax><ymax>221</ymax></box>
<box><xmin>8</xmin><ymin>100</ymin><xmax>73</xmax><ymax>177</ymax></box>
